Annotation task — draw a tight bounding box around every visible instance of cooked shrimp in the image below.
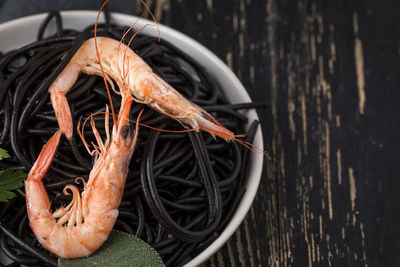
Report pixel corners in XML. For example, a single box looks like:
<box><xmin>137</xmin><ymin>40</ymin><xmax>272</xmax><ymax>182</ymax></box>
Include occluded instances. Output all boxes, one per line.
<box><xmin>49</xmin><ymin>36</ymin><xmax>234</xmax><ymax>141</ymax></box>
<box><xmin>25</xmin><ymin>92</ymin><xmax>141</xmax><ymax>258</ymax></box>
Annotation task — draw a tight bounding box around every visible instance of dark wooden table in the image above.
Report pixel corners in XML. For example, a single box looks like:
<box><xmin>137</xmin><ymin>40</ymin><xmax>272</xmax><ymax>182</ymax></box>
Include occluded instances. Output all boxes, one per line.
<box><xmin>2</xmin><ymin>0</ymin><xmax>399</xmax><ymax>266</ymax></box>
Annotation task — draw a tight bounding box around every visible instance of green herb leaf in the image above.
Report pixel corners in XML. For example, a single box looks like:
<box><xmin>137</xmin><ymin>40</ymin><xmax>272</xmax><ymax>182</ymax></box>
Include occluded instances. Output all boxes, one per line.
<box><xmin>58</xmin><ymin>230</ymin><xmax>165</xmax><ymax>267</ymax></box>
<box><xmin>0</xmin><ymin>169</ymin><xmax>27</xmax><ymax>202</ymax></box>
<box><xmin>0</xmin><ymin>142</ymin><xmax>10</xmax><ymax>160</ymax></box>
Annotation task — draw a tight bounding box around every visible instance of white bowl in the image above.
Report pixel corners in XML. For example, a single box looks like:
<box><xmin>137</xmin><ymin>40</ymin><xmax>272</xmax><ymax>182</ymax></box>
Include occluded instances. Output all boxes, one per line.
<box><xmin>0</xmin><ymin>11</ymin><xmax>264</xmax><ymax>267</ymax></box>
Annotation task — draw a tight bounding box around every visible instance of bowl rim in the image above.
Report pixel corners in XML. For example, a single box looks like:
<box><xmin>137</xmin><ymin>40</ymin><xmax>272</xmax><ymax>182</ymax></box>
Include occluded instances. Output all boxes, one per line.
<box><xmin>0</xmin><ymin>10</ymin><xmax>264</xmax><ymax>267</ymax></box>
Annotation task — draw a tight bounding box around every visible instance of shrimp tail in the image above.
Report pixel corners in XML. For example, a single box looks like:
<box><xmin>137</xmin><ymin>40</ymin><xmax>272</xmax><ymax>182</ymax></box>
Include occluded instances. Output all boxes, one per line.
<box><xmin>25</xmin><ymin>130</ymin><xmax>62</xmax><ymax>220</ymax></box>
<box><xmin>49</xmin><ymin>62</ymin><xmax>83</xmax><ymax>140</ymax></box>
<box><xmin>27</xmin><ymin>130</ymin><xmax>62</xmax><ymax>181</ymax></box>
<box><xmin>50</xmin><ymin>92</ymin><xmax>73</xmax><ymax>139</ymax></box>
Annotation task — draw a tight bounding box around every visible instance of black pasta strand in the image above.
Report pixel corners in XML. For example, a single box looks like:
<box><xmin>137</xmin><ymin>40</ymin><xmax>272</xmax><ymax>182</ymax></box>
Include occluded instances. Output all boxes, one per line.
<box><xmin>217</xmin><ymin>142</ymin><xmax>241</xmax><ymax>187</ymax></box>
<box><xmin>0</xmin><ymin>92</ymin><xmax>11</xmax><ymax>141</ymax></box>
<box><xmin>0</xmin><ymin>46</ymin><xmax>51</xmax><ymax>108</ymax></box>
<box><xmin>16</xmin><ymin>45</ymin><xmax>72</xmax><ymax>133</ymax></box>
<box><xmin>164</xmin><ymin>243</ymin><xmax>187</xmax><ymax>267</ymax></box>
<box><xmin>157</xmin><ymin>175</ymin><xmax>202</xmax><ymax>188</ymax></box>
<box><xmin>0</xmin><ymin>234</ymin><xmax>40</xmax><ymax>265</ymax></box>
<box><xmin>0</xmin><ymin>222</ymin><xmax>57</xmax><ymax>266</ymax></box>
<box><xmin>187</xmin><ymin>132</ymin><xmax>222</xmax><ymax>226</ymax></box>
<box><xmin>134</xmin><ymin>198</ymin><xmax>145</xmax><ymax>237</ymax></box>
<box><xmin>141</xmin><ymin>130</ymin><xmax>223</xmax><ymax>243</ymax></box>
<box><xmin>205</xmin><ymin>102</ymin><xmax>267</xmax><ymax>110</ymax></box>
<box><xmin>0</xmin><ymin>36</ymin><xmax>76</xmax><ymax>72</ymax></box>
<box><xmin>37</xmin><ymin>11</ymin><xmax>63</xmax><ymax>41</ymax></box>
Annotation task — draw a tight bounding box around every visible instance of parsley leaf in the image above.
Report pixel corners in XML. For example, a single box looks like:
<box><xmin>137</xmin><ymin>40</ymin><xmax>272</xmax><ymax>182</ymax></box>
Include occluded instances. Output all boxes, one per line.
<box><xmin>0</xmin><ymin>144</ymin><xmax>27</xmax><ymax>202</ymax></box>
<box><xmin>0</xmin><ymin>142</ymin><xmax>10</xmax><ymax>160</ymax></box>
<box><xmin>0</xmin><ymin>169</ymin><xmax>27</xmax><ymax>202</ymax></box>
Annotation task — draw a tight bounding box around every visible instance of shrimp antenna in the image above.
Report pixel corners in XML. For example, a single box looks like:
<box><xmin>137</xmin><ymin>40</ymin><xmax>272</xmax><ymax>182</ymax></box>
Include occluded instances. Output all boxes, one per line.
<box><xmin>122</xmin><ymin>23</ymin><xmax>155</xmax><ymax>83</ymax></box>
<box><xmin>118</xmin><ymin>8</ymin><xmax>148</xmax><ymax>44</ymax></box>
<box><xmin>119</xmin><ymin>0</ymin><xmax>159</xmax><ymax>48</ymax></box>
<box><xmin>233</xmin><ymin>136</ymin><xmax>271</xmax><ymax>160</ymax></box>
<box><xmin>95</xmin><ymin>0</ymin><xmax>117</xmax><ymax>128</ymax></box>
<box><xmin>117</xmin><ymin>9</ymin><xmax>148</xmax><ymax>87</ymax></box>
<box><xmin>119</xmin><ymin>1</ymin><xmax>159</xmax><ymax>85</ymax></box>
<box><xmin>140</xmin><ymin>0</ymin><xmax>160</xmax><ymax>42</ymax></box>
<box><xmin>81</xmin><ymin>111</ymin><xmax>198</xmax><ymax>134</ymax></box>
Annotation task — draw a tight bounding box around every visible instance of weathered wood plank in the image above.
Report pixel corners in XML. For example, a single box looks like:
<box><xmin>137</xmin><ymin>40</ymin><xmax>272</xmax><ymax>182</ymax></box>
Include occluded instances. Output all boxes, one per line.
<box><xmin>272</xmin><ymin>0</ymin><xmax>400</xmax><ymax>266</ymax></box>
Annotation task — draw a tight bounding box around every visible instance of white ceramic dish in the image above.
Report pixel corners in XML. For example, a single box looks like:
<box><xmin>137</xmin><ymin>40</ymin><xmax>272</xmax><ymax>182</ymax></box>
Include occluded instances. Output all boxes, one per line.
<box><xmin>0</xmin><ymin>11</ymin><xmax>264</xmax><ymax>267</ymax></box>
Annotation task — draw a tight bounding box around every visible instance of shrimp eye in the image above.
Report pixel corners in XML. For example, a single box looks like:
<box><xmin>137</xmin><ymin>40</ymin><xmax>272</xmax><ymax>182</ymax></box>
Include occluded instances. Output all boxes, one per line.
<box><xmin>121</xmin><ymin>125</ymin><xmax>130</xmax><ymax>140</ymax></box>
<box><xmin>120</xmin><ymin>124</ymin><xmax>136</xmax><ymax>140</ymax></box>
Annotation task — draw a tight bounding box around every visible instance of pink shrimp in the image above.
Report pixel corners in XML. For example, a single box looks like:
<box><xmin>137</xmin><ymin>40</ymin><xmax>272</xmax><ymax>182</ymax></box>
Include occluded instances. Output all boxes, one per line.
<box><xmin>49</xmin><ymin>36</ymin><xmax>234</xmax><ymax>141</ymax></box>
<box><xmin>25</xmin><ymin>92</ymin><xmax>142</xmax><ymax>258</ymax></box>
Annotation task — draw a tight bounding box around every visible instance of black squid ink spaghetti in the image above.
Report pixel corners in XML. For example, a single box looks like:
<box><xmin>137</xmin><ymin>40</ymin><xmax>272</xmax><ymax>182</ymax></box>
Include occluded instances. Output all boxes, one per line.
<box><xmin>0</xmin><ymin>11</ymin><xmax>262</xmax><ymax>266</ymax></box>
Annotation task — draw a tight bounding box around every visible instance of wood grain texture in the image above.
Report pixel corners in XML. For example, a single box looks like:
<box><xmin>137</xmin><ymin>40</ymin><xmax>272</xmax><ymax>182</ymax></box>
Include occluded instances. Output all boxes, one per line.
<box><xmin>144</xmin><ymin>0</ymin><xmax>400</xmax><ymax>266</ymax></box>
<box><xmin>271</xmin><ymin>1</ymin><xmax>400</xmax><ymax>266</ymax></box>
